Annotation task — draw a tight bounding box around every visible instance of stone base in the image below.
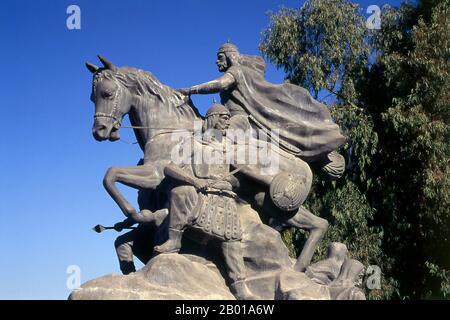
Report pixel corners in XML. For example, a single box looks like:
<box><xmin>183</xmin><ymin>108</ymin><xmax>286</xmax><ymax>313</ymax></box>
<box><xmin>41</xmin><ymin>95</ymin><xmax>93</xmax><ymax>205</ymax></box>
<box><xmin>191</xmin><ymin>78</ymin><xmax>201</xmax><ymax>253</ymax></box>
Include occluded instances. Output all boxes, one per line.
<box><xmin>70</xmin><ymin>204</ymin><xmax>364</xmax><ymax>300</ymax></box>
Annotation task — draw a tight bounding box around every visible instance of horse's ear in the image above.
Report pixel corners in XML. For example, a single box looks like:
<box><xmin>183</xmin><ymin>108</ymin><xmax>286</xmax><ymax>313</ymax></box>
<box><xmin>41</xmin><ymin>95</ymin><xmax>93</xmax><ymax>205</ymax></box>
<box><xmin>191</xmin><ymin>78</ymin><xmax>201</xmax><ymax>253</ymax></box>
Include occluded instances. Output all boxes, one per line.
<box><xmin>98</xmin><ymin>55</ymin><xmax>117</xmax><ymax>71</ymax></box>
<box><xmin>86</xmin><ymin>62</ymin><xmax>99</xmax><ymax>73</ymax></box>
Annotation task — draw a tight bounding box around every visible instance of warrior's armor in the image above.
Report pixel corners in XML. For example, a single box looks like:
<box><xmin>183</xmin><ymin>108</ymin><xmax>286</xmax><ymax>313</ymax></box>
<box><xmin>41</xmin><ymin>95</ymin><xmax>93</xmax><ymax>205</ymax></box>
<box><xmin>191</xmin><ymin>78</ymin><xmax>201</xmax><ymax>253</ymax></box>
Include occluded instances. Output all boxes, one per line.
<box><xmin>190</xmin><ymin>155</ymin><xmax>242</xmax><ymax>242</ymax></box>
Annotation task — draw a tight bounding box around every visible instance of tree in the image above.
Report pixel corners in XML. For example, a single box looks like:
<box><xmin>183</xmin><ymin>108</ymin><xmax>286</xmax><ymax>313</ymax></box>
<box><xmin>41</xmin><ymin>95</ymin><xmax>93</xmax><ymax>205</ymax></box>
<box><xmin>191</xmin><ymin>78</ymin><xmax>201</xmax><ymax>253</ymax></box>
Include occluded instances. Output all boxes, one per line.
<box><xmin>260</xmin><ymin>0</ymin><xmax>368</xmax><ymax>103</ymax></box>
<box><xmin>365</xmin><ymin>0</ymin><xmax>450</xmax><ymax>298</ymax></box>
<box><xmin>261</xmin><ymin>0</ymin><xmax>450</xmax><ymax>299</ymax></box>
<box><xmin>261</xmin><ymin>0</ymin><xmax>395</xmax><ymax>299</ymax></box>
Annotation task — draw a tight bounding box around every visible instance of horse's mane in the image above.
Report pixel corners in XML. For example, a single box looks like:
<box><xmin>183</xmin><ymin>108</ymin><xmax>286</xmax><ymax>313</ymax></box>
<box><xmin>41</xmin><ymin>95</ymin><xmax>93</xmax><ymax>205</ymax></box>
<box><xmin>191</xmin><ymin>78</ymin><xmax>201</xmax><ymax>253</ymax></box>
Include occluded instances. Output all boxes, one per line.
<box><xmin>96</xmin><ymin>66</ymin><xmax>202</xmax><ymax>119</ymax></box>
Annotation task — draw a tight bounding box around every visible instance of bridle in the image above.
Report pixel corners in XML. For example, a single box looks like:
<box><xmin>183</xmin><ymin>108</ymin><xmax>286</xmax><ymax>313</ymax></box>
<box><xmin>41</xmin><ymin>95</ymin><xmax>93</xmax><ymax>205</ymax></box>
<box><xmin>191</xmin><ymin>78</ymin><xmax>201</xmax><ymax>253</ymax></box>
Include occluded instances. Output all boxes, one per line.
<box><xmin>93</xmin><ymin>76</ymin><xmax>123</xmax><ymax>130</ymax></box>
<box><xmin>92</xmin><ymin>73</ymin><xmax>198</xmax><ymax>131</ymax></box>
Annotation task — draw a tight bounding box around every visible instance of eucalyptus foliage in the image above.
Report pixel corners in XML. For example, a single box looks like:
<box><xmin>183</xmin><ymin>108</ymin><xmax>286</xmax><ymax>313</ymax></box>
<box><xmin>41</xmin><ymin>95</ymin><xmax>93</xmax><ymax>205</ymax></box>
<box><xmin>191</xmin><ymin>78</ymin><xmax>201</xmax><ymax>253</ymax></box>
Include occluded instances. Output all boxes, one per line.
<box><xmin>261</xmin><ymin>0</ymin><xmax>449</xmax><ymax>299</ymax></box>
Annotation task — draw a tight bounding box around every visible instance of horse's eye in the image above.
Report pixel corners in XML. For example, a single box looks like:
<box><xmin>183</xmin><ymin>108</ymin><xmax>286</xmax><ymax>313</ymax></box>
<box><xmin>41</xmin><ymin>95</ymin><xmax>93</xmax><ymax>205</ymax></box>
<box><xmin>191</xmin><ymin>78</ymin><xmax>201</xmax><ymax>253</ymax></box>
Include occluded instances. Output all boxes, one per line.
<box><xmin>102</xmin><ymin>91</ymin><xmax>114</xmax><ymax>99</ymax></box>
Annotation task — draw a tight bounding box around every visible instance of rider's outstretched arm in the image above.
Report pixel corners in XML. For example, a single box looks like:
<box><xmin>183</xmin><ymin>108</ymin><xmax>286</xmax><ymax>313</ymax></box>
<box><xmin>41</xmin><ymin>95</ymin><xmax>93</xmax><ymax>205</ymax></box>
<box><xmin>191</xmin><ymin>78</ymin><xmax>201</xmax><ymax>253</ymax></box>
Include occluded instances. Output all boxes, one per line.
<box><xmin>182</xmin><ymin>73</ymin><xmax>236</xmax><ymax>95</ymax></box>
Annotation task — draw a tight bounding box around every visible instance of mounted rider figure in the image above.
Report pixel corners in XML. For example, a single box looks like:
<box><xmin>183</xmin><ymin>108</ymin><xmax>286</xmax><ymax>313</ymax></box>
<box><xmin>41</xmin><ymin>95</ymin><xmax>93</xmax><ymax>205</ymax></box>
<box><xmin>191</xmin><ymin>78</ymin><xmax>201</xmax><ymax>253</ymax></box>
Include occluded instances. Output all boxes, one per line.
<box><xmin>177</xmin><ymin>42</ymin><xmax>347</xmax><ymax>179</ymax></box>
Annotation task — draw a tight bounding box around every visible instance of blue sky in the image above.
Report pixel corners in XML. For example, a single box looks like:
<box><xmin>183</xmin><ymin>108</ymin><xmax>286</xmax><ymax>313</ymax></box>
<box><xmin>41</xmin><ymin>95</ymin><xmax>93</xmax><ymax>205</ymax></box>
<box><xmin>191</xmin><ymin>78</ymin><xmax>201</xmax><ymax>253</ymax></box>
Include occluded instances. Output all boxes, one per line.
<box><xmin>0</xmin><ymin>0</ymin><xmax>404</xmax><ymax>299</ymax></box>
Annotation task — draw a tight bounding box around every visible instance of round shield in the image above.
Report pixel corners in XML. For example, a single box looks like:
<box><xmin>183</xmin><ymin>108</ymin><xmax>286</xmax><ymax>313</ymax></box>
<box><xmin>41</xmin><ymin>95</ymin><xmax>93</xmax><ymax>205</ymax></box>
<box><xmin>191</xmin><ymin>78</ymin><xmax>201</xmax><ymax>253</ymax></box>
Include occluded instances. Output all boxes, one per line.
<box><xmin>269</xmin><ymin>172</ymin><xmax>308</xmax><ymax>212</ymax></box>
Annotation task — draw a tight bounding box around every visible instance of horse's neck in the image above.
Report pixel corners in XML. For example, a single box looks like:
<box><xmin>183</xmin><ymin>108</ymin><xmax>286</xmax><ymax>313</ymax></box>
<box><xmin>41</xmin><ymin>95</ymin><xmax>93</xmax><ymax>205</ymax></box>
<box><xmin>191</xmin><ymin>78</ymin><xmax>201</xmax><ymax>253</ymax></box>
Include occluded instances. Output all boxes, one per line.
<box><xmin>129</xmin><ymin>94</ymin><xmax>198</xmax><ymax>151</ymax></box>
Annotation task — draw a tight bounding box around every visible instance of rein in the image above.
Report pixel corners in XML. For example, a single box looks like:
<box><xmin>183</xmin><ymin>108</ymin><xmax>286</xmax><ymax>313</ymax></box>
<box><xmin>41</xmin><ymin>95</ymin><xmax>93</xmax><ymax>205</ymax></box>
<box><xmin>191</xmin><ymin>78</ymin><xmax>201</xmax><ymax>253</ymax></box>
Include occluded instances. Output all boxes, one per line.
<box><xmin>119</xmin><ymin>125</ymin><xmax>193</xmax><ymax>130</ymax></box>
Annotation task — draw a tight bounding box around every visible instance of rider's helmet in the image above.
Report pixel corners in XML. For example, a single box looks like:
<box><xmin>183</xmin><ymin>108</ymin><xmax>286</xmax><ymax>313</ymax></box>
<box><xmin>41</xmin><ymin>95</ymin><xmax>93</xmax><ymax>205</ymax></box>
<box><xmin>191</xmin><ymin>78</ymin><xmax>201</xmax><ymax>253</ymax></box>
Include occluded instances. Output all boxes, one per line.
<box><xmin>217</xmin><ymin>42</ymin><xmax>239</xmax><ymax>55</ymax></box>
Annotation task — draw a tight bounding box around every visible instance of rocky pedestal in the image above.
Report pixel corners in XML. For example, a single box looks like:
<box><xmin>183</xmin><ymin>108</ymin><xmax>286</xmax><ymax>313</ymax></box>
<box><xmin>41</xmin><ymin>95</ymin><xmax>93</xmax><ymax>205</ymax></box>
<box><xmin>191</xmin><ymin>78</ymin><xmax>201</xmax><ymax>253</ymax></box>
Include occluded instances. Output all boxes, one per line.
<box><xmin>70</xmin><ymin>205</ymin><xmax>364</xmax><ymax>300</ymax></box>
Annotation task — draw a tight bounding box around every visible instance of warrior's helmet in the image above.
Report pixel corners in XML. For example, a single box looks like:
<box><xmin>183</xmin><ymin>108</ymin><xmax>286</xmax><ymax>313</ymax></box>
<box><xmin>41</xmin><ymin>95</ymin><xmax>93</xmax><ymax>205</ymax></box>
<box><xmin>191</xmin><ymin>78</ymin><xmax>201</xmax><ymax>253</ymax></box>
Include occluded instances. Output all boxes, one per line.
<box><xmin>205</xmin><ymin>103</ymin><xmax>230</xmax><ymax>118</ymax></box>
<box><xmin>203</xmin><ymin>103</ymin><xmax>230</xmax><ymax>133</ymax></box>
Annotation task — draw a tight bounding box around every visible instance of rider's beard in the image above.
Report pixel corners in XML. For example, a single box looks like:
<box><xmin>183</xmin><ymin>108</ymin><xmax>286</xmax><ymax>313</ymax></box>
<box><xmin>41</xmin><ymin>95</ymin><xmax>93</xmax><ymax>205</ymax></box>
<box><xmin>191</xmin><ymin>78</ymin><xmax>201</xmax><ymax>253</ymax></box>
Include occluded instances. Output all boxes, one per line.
<box><xmin>217</xmin><ymin>62</ymin><xmax>228</xmax><ymax>72</ymax></box>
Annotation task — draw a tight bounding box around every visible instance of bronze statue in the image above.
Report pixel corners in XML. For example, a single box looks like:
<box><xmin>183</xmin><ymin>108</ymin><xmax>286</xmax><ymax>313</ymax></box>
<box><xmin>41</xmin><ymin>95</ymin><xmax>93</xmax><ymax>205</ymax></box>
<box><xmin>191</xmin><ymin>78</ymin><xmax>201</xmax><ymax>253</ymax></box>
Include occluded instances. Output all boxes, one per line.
<box><xmin>86</xmin><ymin>54</ymin><xmax>330</xmax><ymax>273</ymax></box>
<box><xmin>79</xmin><ymin>48</ymin><xmax>365</xmax><ymax>300</ymax></box>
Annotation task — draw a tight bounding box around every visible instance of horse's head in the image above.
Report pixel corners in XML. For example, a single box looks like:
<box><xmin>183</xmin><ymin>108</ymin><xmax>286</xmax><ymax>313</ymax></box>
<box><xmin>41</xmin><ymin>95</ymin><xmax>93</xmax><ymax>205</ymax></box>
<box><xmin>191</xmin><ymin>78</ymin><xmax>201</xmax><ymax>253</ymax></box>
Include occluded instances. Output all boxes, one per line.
<box><xmin>87</xmin><ymin>55</ymin><xmax>202</xmax><ymax>147</ymax></box>
<box><xmin>86</xmin><ymin>56</ymin><xmax>132</xmax><ymax>142</ymax></box>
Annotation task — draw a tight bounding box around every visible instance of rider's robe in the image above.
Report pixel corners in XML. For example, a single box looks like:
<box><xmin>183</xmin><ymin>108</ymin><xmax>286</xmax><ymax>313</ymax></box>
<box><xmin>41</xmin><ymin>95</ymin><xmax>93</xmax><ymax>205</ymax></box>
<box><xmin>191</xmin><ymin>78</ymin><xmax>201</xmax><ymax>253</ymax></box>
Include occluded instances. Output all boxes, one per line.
<box><xmin>220</xmin><ymin>55</ymin><xmax>346</xmax><ymax>162</ymax></box>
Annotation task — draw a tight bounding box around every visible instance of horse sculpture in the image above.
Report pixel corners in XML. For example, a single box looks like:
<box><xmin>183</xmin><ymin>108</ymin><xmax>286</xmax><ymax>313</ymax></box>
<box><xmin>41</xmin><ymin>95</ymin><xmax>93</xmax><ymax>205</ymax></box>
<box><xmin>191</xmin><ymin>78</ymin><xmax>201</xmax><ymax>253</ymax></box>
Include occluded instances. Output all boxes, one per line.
<box><xmin>87</xmin><ymin>56</ymin><xmax>201</xmax><ymax>220</ymax></box>
<box><xmin>86</xmin><ymin>55</ymin><xmax>329</xmax><ymax>273</ymax></box>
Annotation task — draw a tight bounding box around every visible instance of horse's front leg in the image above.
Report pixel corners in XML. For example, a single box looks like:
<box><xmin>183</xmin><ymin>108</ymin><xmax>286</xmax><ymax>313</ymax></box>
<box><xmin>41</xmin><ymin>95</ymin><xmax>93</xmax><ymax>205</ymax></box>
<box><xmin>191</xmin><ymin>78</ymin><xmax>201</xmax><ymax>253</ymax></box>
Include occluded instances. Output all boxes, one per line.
<box><xmin>284</xmin><ymin>206</ymin><xmax>329</xmax><ymax>272</ymax></box>
<box><xmin>103</xmin><ymin>165</ymin><xmax>162</xmax><ymax>218</ymax></box>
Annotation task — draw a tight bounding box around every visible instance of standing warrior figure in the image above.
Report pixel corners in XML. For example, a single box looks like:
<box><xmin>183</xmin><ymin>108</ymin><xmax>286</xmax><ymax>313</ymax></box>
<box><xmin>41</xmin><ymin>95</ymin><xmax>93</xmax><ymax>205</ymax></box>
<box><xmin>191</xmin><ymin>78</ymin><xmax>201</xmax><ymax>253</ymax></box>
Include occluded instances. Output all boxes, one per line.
<box><xmin>178</xmin><ymin>42</ymin><xmax>346</xmax><ymax>178</ymax></box>
<box><xmin>154</xmin><ymin>103</ymin><xmax>256</xmax><ymax>300</ymax></box>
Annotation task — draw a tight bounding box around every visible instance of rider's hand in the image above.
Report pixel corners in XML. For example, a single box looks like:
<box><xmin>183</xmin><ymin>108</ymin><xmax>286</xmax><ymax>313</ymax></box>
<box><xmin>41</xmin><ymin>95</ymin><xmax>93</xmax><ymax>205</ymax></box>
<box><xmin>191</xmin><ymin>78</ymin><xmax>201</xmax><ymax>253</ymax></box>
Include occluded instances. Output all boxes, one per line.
<box><xmin>194</xmin><ymin>179</ymin><xmax>208</xmax><ymax>191</ymax></box>
<box><xmin>177</xmin><ymin>88</ymin><xmax>191</xmax><ymax>96</ymax></box>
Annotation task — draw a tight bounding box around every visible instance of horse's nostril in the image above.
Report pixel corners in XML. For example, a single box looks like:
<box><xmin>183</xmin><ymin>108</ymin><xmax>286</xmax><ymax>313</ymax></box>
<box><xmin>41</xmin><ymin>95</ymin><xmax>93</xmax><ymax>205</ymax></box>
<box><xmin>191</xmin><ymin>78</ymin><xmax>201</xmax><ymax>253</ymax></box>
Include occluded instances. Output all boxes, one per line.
<box><xmin>94</xmin><ymin>124</ymin><xmax>107</xmax><ymax>131</ymax></box>
<box><xmin>109</xmin><ymin>130</ymin><xmax>120</xmax><ymax>141</ymax></box>
<box><xmin>92</xmin><ymin>124</ymin><xmax>109</xmax><ymax>141</ymax></box>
